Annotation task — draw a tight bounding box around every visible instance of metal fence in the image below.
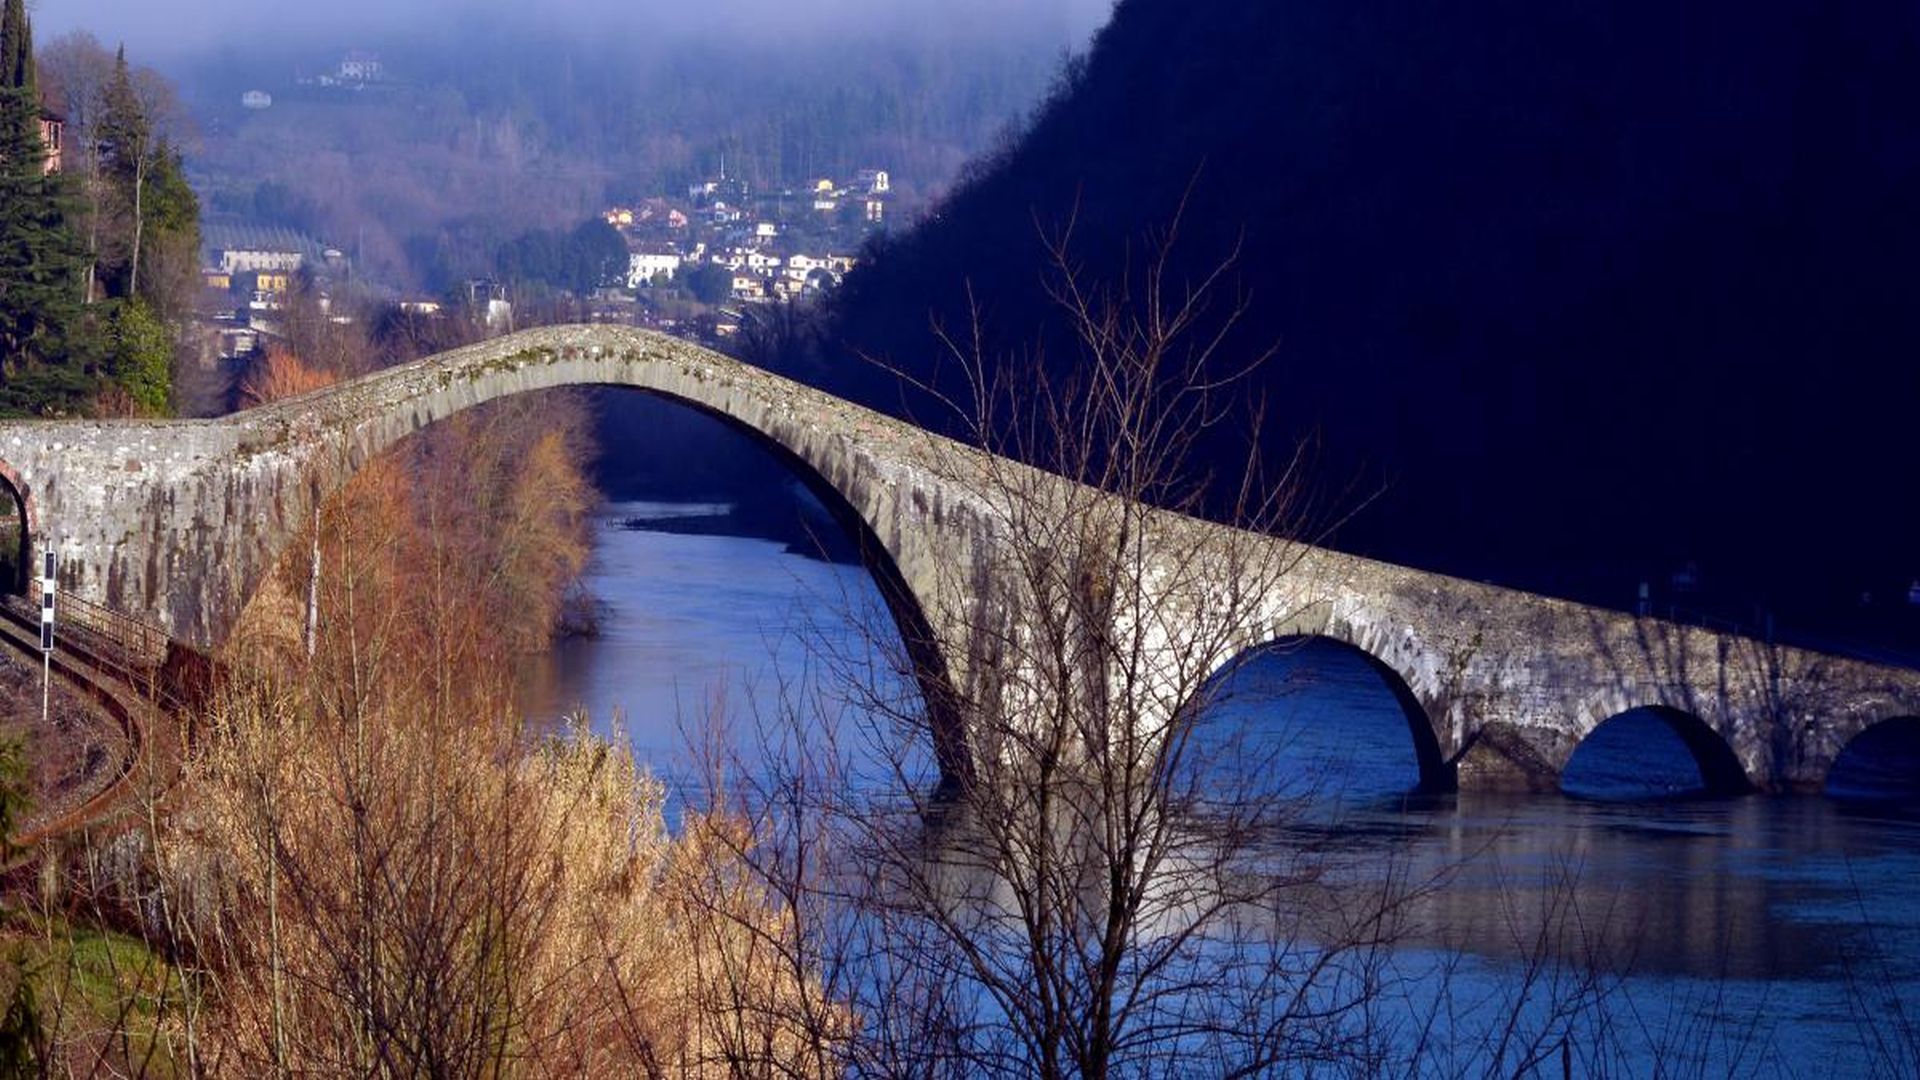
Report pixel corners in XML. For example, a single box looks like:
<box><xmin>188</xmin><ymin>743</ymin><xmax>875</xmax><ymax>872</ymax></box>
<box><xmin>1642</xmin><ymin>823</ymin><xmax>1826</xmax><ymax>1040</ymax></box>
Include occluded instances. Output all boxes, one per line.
<box><xmin>30</xmin><ymin>582</ymin><xmax>171</xmax><ymax>667</ymax></box>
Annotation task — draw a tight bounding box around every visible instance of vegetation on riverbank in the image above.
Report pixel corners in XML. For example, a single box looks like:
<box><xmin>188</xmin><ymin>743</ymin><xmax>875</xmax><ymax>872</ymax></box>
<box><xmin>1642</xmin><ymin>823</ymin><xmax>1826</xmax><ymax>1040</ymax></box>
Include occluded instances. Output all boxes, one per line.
<box><xmin>0</xmin><ymin>324</ymin><xmax>847</xmax><ymax>1071</ymax></box>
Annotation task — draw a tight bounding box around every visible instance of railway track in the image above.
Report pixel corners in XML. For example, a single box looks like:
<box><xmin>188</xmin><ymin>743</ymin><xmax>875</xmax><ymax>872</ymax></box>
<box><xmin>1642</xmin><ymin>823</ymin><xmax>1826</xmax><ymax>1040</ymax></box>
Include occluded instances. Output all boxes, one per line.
<box><xmin>0</xmin><ymin>599</ymin><xmax>155</xmax><ymax>847</ymax></box>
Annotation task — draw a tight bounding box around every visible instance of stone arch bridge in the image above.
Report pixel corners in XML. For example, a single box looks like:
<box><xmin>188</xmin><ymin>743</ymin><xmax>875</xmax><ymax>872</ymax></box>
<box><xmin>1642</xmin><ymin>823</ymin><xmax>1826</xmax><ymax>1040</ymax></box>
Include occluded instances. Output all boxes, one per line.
<box><xmin>0</xmin><ymin>326</ymin><xmax>1915</xmax><ymax>792</ymax></box>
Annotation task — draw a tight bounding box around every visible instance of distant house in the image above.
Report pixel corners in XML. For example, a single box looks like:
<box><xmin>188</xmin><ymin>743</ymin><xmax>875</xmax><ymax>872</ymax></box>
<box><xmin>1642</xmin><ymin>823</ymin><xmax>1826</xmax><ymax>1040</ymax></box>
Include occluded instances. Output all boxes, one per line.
<box><xmin>730</xmin><ymin>274</ymin><xmax>765</xmax><ymax>300</ymax></box>
<box><xmin>854</xmin><ymin>168</ymin><xmax>890</xmax><ymax>195</ymax></box>
<box><xmin>626</xmin><ymin>247</ymin><xmax>683</xmax><ymax>287</ymax></box>
<box><xmin>219</xmin><ymin>247</ymin><xmax>303</xmax><ymax>276</ymax></box>
<box><xmin>465</xmin><ymin>279</ymin><xmax>512</xmax><ymax>333</ymax></box>
<box><xmin>337</xmin><ymin>50</ymin><xmax>384</xmax><ymax>83</ymax></box>
<box><xmin>216</xmin><ymin>325</ymin><xmax>260</xmax><ymax>360</ymax></box>
<box><xmin>37</xmin><ymin>110</ymin><xmax>62</xmax><ymax>174</ymax></box>
<box><xmin>203</xmin><ymin>223</ymin><xmax>331</xmax><ymax>283</ymax></box>
<box><xmin>863</xmin><ymin>198</ymin><xmax>885</xmax><ymax>224</ymax></box>
<box><xmin>753</xmin><ymin>221</ymin><xmax>779</xmax><ymax>240</ymax></box>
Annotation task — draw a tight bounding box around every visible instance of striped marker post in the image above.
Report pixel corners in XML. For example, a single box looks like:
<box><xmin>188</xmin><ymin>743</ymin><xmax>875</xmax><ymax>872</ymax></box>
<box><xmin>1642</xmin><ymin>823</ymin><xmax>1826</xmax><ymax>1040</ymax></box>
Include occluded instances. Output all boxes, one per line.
<box><xmin>40</xmin><ymin>548</ymin><xmax>53</xmax><ymax>728</ymax></box>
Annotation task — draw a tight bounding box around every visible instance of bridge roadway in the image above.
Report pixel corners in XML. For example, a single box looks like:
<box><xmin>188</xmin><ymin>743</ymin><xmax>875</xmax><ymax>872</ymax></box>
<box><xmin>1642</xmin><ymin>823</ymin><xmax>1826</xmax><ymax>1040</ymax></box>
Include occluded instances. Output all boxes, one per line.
<box><xmin>0</xmin><ymin>325</ymin><xmax>1914</xmax><ymax>793</ymax></box>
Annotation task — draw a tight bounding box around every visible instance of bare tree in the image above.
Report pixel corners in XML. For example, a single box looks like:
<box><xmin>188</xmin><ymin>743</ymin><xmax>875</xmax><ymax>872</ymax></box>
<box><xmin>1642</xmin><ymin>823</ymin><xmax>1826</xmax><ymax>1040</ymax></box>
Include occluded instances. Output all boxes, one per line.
<box><xmin>36</xmin><ymin>32</ymin><xmax>115</xmax><ymax>303</ymax></box>
<box><xmin>683</xmin><ymin>214</ymin><xmax>1451</xmax><ymax>1077</ymax></box>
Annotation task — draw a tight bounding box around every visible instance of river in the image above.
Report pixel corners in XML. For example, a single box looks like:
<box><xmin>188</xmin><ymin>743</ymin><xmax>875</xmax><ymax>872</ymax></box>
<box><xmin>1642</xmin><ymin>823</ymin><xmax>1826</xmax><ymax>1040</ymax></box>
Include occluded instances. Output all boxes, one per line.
<box><xmin>518</xmin><ymin>497</ymin><xmax>1920</xmax><ymax>1075</ymax></box>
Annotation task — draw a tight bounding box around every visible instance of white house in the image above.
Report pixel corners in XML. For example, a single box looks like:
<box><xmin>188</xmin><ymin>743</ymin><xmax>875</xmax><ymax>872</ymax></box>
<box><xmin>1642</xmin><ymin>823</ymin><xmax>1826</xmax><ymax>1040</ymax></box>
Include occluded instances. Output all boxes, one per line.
<box><xmin>337</xmin><ymin>51</ymin><xmax>384</xmax><ymax>82</ymax></box>
<box><xmin>626</xmin><ymin>249</ymin><xmax>683</xmax><ymax>287</ymax></box>
<box><xmin>219</xmin><ymin>248</ymin><xmax>304</xmax><ymax>276</ymax></box>
<box><xmin>855</xmin><ymin>168</ymin><xmax>890</xmax><ymax>194</ymax></box>
<box><xmin>744</xmin><ymin>251</ymin><xmax>783</xmax><ymax>272</ymax></box>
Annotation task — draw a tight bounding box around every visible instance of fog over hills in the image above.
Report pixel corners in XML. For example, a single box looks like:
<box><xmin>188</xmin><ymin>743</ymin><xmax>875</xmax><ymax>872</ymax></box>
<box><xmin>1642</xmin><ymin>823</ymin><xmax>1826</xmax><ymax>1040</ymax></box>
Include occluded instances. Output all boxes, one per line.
<box><xmin>38</xmin><ymin>0</ymin><xmax>1114</xmax><ymax>59</ymax></box>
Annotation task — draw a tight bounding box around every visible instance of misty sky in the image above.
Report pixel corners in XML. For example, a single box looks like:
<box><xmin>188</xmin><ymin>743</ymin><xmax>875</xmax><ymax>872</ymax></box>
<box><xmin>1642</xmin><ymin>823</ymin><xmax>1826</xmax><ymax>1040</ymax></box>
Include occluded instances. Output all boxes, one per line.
<box><xmin>34</xmin><ymin>0</ymin><xmax>1115</xmax><ymax>58</ymax></box>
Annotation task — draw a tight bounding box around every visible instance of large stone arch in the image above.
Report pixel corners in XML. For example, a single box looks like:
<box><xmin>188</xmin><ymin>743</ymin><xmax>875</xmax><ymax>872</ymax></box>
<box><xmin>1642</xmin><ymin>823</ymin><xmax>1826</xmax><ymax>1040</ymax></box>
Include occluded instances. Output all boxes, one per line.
<box><xmin>13</xmin><ymin>328</ymin><xmax>1005</xmax><ymax>780</ymax></box>
<box><xmin>1197</xmin><ymin>631</ymin><xmax>1453</xmax><ymax>793</ymax></box>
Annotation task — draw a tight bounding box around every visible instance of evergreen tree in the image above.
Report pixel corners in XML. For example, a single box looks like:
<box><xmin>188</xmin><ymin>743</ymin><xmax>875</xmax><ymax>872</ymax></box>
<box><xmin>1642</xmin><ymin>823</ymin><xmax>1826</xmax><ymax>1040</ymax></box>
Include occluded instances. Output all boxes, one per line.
<box><xmin>96</xmin><ymin>46</ymin><xmax>149</xmax><ymax>299</ymax></box>
<box><xmin>105</xmin><ymin>296</ymin><xmax>169</xmax><ymax>413</ymax></box>
<box><xmin>0</xmin><ymin>0</ymin><xmax>29</xmax><ymax>94</ymax></box>
<box><xmin>0</xmin><ymin>0</ymin><xmax>83</xmax><ymax>397</ymax></box>
<box><xmin>132</xmin><ymin>136</ymin><xmax>200</xmax><ymax>321</ymax></box>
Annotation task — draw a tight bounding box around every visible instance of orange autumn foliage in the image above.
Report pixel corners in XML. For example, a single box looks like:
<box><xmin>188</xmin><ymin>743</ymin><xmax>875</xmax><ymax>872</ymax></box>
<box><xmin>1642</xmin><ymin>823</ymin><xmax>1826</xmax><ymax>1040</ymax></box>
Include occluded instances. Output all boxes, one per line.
<box><xmin>235</xmin><ymin>346</ymin><xmax>339</xmax><ymax>409</ymax></box>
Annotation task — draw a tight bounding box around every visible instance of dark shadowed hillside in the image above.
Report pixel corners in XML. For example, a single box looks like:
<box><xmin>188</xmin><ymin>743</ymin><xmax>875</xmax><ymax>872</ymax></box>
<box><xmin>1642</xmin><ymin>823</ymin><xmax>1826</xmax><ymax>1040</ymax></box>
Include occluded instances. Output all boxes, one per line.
<box><xmin>814</xmin><ymin>0</ymin><xmax>1920</xmax><ymax>645</ymax></box>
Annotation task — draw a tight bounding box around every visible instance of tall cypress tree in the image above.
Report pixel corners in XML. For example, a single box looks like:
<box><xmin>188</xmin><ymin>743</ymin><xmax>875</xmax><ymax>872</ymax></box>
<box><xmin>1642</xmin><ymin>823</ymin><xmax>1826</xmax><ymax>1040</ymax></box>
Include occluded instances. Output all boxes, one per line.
<box><xmin>0</xmin><ymin>0</ymin><xmax>28</xmax><ymax>93</ymax></box>
<box><xmin>97</xmin><ymin>46</ymin><xmax>150</xmax><ymax>299</ymax></box>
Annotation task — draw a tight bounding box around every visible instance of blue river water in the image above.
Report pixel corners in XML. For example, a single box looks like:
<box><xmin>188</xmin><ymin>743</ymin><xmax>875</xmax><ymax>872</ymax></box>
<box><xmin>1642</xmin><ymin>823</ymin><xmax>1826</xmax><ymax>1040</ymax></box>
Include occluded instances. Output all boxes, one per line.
<box><xmin>518</xmin><ymin>500</ymin><xmax>1920</xmax><ymax>1076</ymax></box>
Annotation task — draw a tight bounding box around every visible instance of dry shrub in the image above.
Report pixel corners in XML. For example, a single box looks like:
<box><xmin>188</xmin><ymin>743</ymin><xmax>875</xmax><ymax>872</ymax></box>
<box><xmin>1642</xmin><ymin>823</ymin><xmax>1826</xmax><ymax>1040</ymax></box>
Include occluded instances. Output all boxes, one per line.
<box><xmin>234</xmin><ymin>346</ymin><xmax>340</xmax><ymax>410</ymax></box>
<box><xmin>171</xmin><ymin>385</ymin><xmax>837</xmax><ymax>1074</ymax></box>
<box><xmin>229</xmin><ymin>390</ymin><xmax>597</xmax><ymax>674</ymax></box>
<box><xmin>183</xmin><ymin>687</ymin><xmax>834</xmax><ymax>1075</ymax></box>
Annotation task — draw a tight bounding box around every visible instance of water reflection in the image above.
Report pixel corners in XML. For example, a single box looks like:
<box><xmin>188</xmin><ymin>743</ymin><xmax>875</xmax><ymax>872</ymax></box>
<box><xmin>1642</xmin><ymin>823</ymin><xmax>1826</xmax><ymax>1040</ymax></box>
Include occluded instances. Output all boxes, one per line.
<box><xmin>520</xmin><ymin>500</ymin><xmax>1920</xmax><ymax>1073</ymax></box>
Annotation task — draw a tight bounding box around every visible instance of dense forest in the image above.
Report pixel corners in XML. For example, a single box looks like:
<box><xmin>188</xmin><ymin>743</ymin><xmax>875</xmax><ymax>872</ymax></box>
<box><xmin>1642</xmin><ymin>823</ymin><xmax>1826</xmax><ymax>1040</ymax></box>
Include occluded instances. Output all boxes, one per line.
<box><xmin>815</xmin><ymin>0</ymin><xmax>1920</xmax><ymax>644</ymax></box>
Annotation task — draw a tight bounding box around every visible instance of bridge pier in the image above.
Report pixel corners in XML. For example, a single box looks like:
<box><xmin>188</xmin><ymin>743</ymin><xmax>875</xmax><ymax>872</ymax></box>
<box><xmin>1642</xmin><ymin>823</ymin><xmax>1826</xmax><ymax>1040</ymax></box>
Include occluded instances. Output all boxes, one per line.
<box><xmin>1451</xmin><ymin>722</ymin><xmax>1571</xmax><ymax>793</ymax></box>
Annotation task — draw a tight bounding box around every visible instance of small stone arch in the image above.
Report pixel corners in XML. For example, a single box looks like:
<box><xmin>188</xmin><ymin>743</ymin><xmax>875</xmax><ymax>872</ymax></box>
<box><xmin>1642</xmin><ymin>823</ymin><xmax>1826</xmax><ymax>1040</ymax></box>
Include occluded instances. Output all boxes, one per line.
<box><xmin>1562</xmin><ymin>704</ymin><xmax>1751</xmax><ymax>798</ymax></box>
<box><xmin>1824</xmin><ymin>715</ymin><xmax>1920</xmax><ymax>802</ymax></box>
<box><xmin>0</xmin><ymin>458</ymin><xmax>34</xmax><ymax>596</ymax></box>
<box><xmin>1197</xmin><ymin>633</ymin><xmax>1453</xmax><ymax>794</ymax></box>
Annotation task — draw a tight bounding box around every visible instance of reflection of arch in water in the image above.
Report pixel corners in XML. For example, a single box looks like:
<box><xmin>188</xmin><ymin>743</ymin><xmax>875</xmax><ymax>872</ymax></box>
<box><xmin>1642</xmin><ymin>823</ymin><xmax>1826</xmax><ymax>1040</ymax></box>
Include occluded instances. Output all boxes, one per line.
<box><xmin>1825</xmin><ymin>716</ymin><xmax>1920</xmax><ymax>803</ymax></box>
<box><xmin>1561</xmin><ymin>705</ymin><xmax>1751</xmax><ymax>800</ymax></box>
<box><xmin>0</xmin><ymin>460</ymin><xmax>32</xmax><ymax>595</ymax></box>
<box><xmin>1198</xmin><ymin>634</ymin><xmax>1452</xmax><ymax>795</ymax></box>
